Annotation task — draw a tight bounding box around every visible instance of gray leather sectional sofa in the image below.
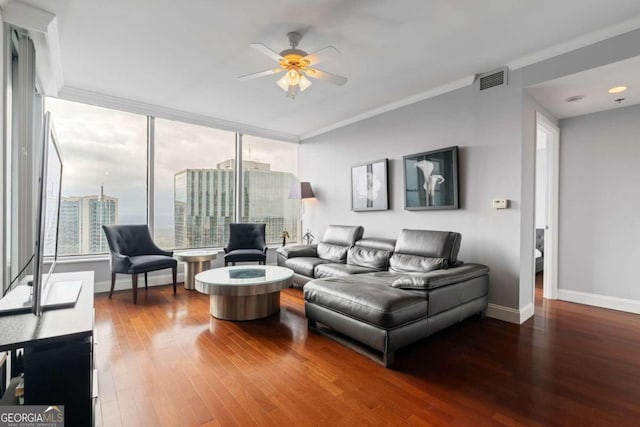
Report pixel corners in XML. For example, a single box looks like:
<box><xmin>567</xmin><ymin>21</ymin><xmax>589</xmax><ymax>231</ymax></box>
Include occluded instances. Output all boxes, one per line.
<box><xmin>276</xmin><ymin>225</ymin><xmax>489</xmax><ymax>367</ymax></box>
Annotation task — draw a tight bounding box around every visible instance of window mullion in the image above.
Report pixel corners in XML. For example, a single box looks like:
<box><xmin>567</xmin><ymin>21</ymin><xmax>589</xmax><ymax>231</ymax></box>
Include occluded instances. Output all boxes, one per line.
<box><xmin>234</xmin><ymin>133</ymin><xmax>243</xmax><ymax>223</ymax></box>
<box><xmin>147</xmin><ymin>116</ymin><xmax>155</xmax><ymax>234</ymax></box>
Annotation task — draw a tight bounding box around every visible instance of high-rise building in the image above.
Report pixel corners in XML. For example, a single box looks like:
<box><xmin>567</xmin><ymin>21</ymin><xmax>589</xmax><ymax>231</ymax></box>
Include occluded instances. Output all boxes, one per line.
<box><xmin>57</xmin><ymin>187</ymin><xmax>118</xmax><ymax>255</ymax></box>
<box><xmin>174</xmin><ymin>160</ymin><xmax>298</xmax><ymax>248</ymax></box>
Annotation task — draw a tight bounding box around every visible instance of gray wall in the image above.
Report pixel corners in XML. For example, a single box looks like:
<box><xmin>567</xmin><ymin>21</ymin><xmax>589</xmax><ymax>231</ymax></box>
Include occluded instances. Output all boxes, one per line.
<box><xmin>558</xmin><ymin>104</ymin><xmax>640</xmax><ymax>300</ymax></box>
<box><xmin>300</xmin><ymin>81</ymin><xmax>525</xmax><ymax>309</ymax></box>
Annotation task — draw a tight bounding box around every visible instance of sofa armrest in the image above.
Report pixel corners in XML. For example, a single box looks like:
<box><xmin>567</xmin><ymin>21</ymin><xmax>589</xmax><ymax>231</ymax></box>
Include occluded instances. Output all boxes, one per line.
<box><xmin>276</xmin><ymin>244</ymin><xmax>318</xmax><ymax>259</ymax></box>
<box><xmin>391</xmin><ymin>263</ymin><xmax>489</xmax><ymax>290</ymax></box>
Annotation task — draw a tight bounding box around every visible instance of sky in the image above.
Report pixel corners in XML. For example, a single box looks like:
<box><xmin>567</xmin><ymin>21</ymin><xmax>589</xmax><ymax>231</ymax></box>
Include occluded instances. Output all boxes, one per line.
<box><xmin>46</xmin><ymin>98</ymin><xmax>298</xmax><ymax>224</ymax></box>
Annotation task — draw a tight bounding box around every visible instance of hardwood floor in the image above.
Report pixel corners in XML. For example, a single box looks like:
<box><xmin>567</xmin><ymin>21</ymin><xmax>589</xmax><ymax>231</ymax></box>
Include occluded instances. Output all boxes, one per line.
<box><xmin>94</xmin><ymin>281</ymin><xmax>640</xmax><ymax>426</ymax></box>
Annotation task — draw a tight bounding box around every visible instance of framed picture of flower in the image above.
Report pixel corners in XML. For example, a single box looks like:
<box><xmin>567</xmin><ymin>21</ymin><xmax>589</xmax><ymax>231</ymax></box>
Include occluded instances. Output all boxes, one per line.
<box><xmin>403</xmin><ymin>146</ymin><xmax>459</xmax><ymax>210</ymax></box>
<box><xmin>351</xmin><ymin>159</ymin><xmax>389</xmax><ymax>211</ymax></box>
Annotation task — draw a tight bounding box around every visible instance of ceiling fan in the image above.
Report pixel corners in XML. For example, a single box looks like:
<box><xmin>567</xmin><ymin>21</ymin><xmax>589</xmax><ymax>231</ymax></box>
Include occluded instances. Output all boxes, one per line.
<box><xmin>239</xmin><ymin>31</ymin><xmax>348</xmax><ymax>99</ymax></box>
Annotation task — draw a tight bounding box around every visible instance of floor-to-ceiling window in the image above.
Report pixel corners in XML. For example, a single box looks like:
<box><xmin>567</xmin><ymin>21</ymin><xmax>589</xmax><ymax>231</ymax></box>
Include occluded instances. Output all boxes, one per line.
<box><xmin>153</xmin><ymin>118</ymin><xmax>236</xmax><ymax>249</ymax></box>
<box><xmin>241</xmin><ymin>135</ymin><xmax>299</xmax><ymax>244</ymax></box>
<box><xmin>44</xmin><ymin>98</ymin><xmax>298</xmax><ymax>256</ymax></box>
<box><xmin>45</xmin><ymin>98</ymin><xmax>147</xmax><ymax>256</ymax></box>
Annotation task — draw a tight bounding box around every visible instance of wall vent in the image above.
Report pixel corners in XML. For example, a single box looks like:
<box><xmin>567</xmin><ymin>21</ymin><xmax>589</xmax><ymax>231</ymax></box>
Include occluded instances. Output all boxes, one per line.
<box><xmin>477</xmin><ymin>67</ymin><xmax>509</xmax><ymax>92</ymax></box>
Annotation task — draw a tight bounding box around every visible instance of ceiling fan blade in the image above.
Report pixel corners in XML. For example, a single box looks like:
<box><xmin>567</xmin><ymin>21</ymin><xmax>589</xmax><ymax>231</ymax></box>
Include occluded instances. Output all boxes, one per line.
<box><xmin>249</xmin><ymin>43</ymin><xmax>284</xmax><ymax>62</ymax></box>
<box><xmin>305</xmin><ymin>68</ymin><xmax>348</xmax><ymax>86</ymax></box>
<box><xmin>238</xmin><ymin>68</ymin><xmax>283</xmax><ymax>81</ymax></box>
<box><xmin>303</xmin><ymin>46</ymin><xmax>341</xmax><ymax>66</ymax></box>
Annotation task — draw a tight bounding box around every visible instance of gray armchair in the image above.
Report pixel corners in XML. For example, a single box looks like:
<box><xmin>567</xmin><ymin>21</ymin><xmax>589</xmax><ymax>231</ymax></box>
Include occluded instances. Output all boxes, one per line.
<box><xmin>223</xmin><ymin>223</ymin><xmax>268</xmax><ymax>266</ymax></box>
<box><xmin>102</xmin><ymin>224</ymin><xmax>177</xmax><ymax>304</ymax></box>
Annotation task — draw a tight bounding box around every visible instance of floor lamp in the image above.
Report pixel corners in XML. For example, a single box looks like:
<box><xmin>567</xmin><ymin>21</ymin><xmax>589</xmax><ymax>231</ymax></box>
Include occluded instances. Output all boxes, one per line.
<box><xmin>289</xmin><ymin>182</ymin><xmax>315</xmax><ymax>244</ymax></box>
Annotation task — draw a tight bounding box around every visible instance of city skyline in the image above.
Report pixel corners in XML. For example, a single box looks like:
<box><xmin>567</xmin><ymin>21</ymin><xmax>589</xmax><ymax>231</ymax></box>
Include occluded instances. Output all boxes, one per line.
<box><xmin>54</xmin><ymin>159</ymin><xmax>300</xmax><ymax>254</ymax></box>
<box><xmin>171</xmin><ymin>159</ymin><xmax>299</xmax><ymax>249</ymax></box>
<box><xmin>57</xmin><ymin>188</ymin><xmax>118</xmax><ymax>255</ymax></box>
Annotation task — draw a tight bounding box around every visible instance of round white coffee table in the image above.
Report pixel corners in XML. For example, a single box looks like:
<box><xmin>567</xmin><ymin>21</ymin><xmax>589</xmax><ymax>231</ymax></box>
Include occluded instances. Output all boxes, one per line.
<box><xmin>195</xmin><ymin>265</ymin><xmax>293</xmax><ymax>321</ymax></box>
<box><xmin>174</xmin><ymin>250</ymin><xmax>218</xmax><ymax>290</ymax></box>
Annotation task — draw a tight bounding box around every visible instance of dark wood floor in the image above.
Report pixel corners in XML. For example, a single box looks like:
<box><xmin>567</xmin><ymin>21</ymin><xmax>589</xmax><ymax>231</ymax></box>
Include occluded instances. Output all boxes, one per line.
<box><xmin>94</xmin><ymin>276</ymin><xmax>640</xmax><ymax>426</ymax></box>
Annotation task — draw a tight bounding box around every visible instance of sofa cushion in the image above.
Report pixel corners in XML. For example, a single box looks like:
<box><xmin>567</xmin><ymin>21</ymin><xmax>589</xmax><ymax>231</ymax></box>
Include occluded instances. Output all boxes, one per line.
<box><xmin>394</xmin><ymin>229</ymin><xmax>461</xmax><ymax>264</ymax></box>
<box><xmin>304</xmin><ymin>274</ymin><xmax>428</xmax><ymax>329</ymax></box>
<box><xmin>322</xmin><ymin>225</ymin><xmax>365</xmax><ymax>245</ymax></box>
<box><xmin>391</xmin><ymin>264</ymin><xmax>490</xmax><ymax>290</ymax></box>
<box><xmin>347</xmin><ymin>245</ymin><xmax>391</xmax><ymax>270</ymax></box>
<box><xmin>388</xmin><ymin>255</ymin><xmax>448</xmax><ymax>273</ymax></box>
<box><xmin>317</xmin><ymin>242</ymin><xmax>349</xmax><ymax>263</ymax></box>
<box><xmin>276</xmin><ymin>244</ymin><xmax>318</xmax><ymax>259</ymax></box>
<box><xmin>314</xmin><ymin>263</ymin><xmax>378</xmax><ymax>279</ymax></box>
<box><xmin>355</xmin><ymin>238</ymin><xmax>396</xmax><ymax>252</ymax></box>
<box><xmin>284</xmin><ymin>257</ymin><xmax>330</xmax><ymax>278</ymax></box>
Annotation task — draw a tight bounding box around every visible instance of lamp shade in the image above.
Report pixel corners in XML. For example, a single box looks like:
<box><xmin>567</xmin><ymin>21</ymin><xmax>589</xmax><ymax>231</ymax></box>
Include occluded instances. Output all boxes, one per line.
<box><xmin>289</xmin><ymin>182</ymin><xmax>315</xmax><ymax>199</ymax></box>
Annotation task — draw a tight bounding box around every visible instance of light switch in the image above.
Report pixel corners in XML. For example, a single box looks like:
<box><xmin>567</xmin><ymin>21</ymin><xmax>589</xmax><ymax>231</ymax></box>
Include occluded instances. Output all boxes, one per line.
<box><xmin>493</xmin><ymin>199</ymin><xmax>508</xmax><ymax>209</ymax></box>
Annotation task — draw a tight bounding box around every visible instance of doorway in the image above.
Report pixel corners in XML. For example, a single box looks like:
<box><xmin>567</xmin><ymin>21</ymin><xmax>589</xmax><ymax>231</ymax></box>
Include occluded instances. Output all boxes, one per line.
<box><xmin>534</xmin><ymin>113</ymin><xmax>559</xmax><ymax>301</ymax></box>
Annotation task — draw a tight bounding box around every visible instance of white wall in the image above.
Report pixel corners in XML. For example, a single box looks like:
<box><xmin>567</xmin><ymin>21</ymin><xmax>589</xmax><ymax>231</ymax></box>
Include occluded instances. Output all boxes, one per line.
<box><xmin>300</xmin><ymin>81</ymin><xmax>525</xmax><ymax>311</ymax></box>
<box><xmin>558</xmin><ymin>104</ymin><xmax>640</xmax><ymax>304</ymax></box>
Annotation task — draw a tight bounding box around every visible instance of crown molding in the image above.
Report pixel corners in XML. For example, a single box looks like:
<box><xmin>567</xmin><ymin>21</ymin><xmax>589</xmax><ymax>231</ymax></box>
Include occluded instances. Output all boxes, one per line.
<box><xmin>300</xmin><ymin>75</ymin><xmax>475</xmax><ymax>141</ymax></box>
<box><xmin>2</xmin><ymin>1</ymin><xmax>64</xmax><ymax>95</ymax></box>
<box><xmin>507</xmin><ymin>14</ymin><xmax>640</xmax><ymax>70</ymax></box>
<box><xmin>57</xmin><ymin>86</ymin><xmax>300</xmax><ymax>143</ymax></box>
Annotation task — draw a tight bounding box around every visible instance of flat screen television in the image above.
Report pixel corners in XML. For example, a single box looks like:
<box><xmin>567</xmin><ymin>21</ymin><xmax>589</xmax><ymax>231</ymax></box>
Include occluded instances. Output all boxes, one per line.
<box><xmin>31</xmin><ymin>111</ymin><xmax>64</xmax><ymax>315</ymax></box>
<box><xmin>0</xmin><ymin>112</ymin><xmax>79</xmax><ymax>316</ymax></box>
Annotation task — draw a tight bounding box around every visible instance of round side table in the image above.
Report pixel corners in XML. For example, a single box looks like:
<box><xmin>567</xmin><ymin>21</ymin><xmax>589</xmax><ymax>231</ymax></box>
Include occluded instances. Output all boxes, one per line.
<box><xmin>174</xmin><ymin>250</ymin><xmax>218</xmax><ymax>290</ymax></box>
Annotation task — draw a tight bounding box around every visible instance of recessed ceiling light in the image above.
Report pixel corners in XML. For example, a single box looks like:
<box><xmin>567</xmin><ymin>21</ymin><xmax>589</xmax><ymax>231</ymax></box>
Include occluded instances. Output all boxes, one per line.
<box><xmin>566</xmin><ymin>95</ymin><xmax>584</xmax><ymax>103</ymax></box>
<box><xmin>608</xmin><ymin>86</ymin><xmax>628</xmax><ymax>94</ymax></box>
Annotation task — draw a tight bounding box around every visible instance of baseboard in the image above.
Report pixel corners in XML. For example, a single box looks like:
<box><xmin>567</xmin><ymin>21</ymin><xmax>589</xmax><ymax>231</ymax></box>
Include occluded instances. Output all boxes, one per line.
<box><xmin>94</xmin><ymin>272</ymin><xmax>185</xmax><ymax>294</ymax></box>
<box><xmin>486</xmin><ymin>303</ymin><xmax>534</xmax><ymax>324</ymax></box>
<box><xmin>558</xmin><ymin>289</ymin><xmax>640</xmax><ymax>315</ymax></box>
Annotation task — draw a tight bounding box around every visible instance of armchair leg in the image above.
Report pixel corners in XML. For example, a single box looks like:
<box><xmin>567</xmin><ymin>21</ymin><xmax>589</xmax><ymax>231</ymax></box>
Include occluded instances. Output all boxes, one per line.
<box><xmin>144</xmin><ymin>272</ymin><xmax>148</xmax><ymax>290</ymax></box>
<box><xmin>132</xmin><ymin>274</ymin><xmax>138</xmax><ymax>305</ymax></box>
<box><xmin>109</xmin><ymin>273</ymin><xmax>116</xmax><ymax>298</ymax></box>
<box><xmin>172</xmin><ymin>266</ymin><xmax>177</xmax><ymax>295</ymax></box>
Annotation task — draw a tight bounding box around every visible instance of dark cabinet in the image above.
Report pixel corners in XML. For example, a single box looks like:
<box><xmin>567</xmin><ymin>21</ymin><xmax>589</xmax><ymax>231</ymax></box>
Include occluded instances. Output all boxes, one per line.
<box><xmin>0</xmin><ymin>272</ymin><xmax>95</xmax><ymax>427</ymax></box>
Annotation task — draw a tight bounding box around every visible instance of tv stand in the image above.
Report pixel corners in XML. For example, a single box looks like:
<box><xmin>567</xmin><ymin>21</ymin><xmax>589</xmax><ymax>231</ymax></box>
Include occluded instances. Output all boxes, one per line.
<box><xmin>0</xmin><ymin>271</ymin><xmax>95</xmax><ymax>426</ymax></box>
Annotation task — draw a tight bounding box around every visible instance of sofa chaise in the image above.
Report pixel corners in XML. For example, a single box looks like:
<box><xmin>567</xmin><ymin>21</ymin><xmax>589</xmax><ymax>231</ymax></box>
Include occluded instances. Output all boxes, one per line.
<box><xmin>277</xmin><ymin>225</ymin><xmax>489</xmax><ymax>367</ymax></box>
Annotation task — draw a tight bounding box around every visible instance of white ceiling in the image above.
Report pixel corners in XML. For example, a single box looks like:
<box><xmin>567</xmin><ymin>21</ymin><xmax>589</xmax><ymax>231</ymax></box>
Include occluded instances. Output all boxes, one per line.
<box><xmin>528</xmin><ymin>55</ymin><xmax>640</xmax><ymax>119</ymax></box>
<box><xmin>17</xmin><ymin>0</ymin><xmax>640</xmax><ymax>139</ymax></box>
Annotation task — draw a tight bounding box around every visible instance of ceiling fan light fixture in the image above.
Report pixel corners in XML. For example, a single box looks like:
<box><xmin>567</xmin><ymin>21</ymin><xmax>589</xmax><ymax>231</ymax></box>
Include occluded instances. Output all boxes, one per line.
<box><xmin>276</xmin><ymin>74</ymin><xmax>290</xmax><ymax>91</ymax></box>
<box><xmin>299</xmin><ymin>74</ymin><xmax>312</xmax><ymax>92</ymax></box>
<box><xmin>286</xmin><ymin>69</ymin><xmax>300</xmax><ymax>85</ymax></box>
<box><xmin>286</xmin><ymin>84</ymin><xmax>300</xmax><ymax>99</ymax></box>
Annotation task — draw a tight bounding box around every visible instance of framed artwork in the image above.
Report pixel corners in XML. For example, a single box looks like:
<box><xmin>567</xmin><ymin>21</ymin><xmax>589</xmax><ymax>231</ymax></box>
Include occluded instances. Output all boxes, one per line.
<box><xmin>403</xmin><ymin>146</ymin><xmax>459</xmax><ymax>210</ymax></box>
<box><xmin>351</xmin><ymin>158</ymin><xmax>389</xmax><ymax>211</ymax></box>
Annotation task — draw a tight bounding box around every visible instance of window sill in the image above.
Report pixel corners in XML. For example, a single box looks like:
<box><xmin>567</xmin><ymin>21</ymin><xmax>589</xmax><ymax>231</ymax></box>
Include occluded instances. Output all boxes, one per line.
<box><xmin>54</xmin><ymin>254</ymin><xmax>111</xmax><ymax>264</ymax></box>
